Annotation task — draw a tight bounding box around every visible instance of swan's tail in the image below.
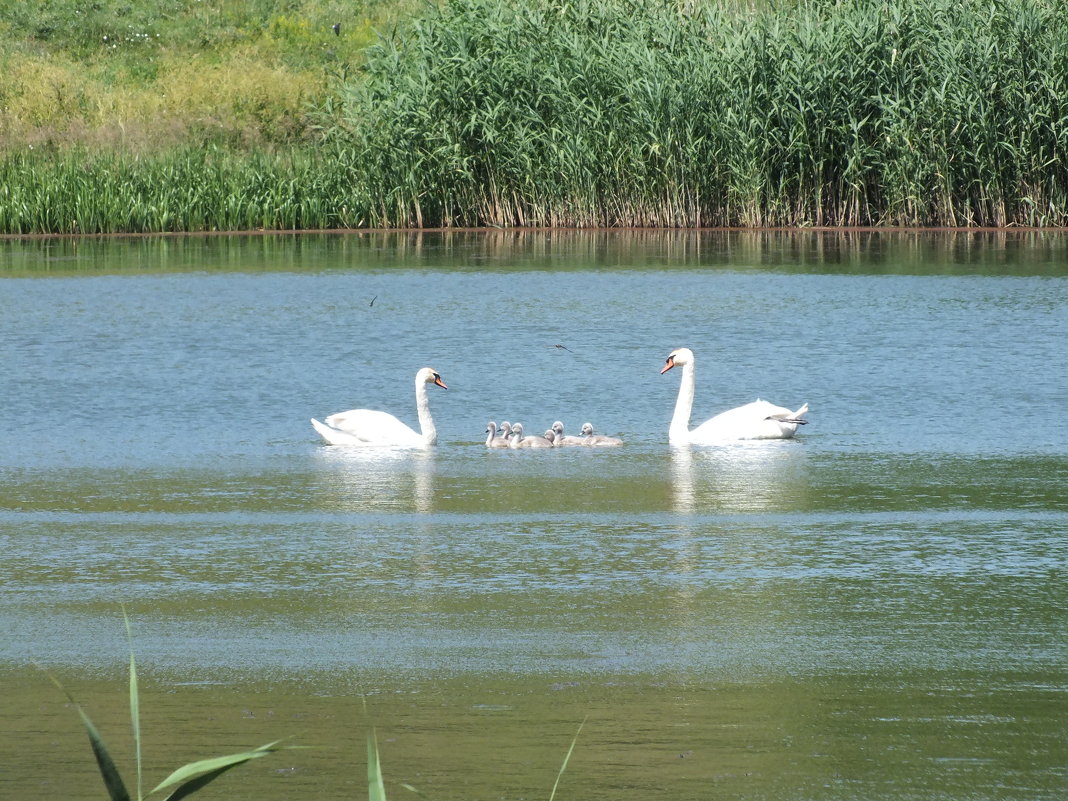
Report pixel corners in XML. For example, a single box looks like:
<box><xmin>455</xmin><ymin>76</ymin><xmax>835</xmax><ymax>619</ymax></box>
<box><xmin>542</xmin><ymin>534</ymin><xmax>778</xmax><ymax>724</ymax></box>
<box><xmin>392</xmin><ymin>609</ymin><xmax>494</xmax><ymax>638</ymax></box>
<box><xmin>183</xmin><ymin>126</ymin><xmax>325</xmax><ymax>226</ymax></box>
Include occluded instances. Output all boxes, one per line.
<box><xmin>766</xmin><ymin>403</ymin><xmax>809</xmax><ymax>425</ymax></box>
<box><xmin>311</xmin><ymin>418</ymin><xmax>335</xmax><ymax>442</ymax></box>
<box><xmin>311</xmin><ymin>417</ymin><xmax>364</xmax><ymax>445</ymax></box>
<box><xmin>785</xmin><ymin>402</ymin><xmax>810</xmax><ymax>424</ymax></box>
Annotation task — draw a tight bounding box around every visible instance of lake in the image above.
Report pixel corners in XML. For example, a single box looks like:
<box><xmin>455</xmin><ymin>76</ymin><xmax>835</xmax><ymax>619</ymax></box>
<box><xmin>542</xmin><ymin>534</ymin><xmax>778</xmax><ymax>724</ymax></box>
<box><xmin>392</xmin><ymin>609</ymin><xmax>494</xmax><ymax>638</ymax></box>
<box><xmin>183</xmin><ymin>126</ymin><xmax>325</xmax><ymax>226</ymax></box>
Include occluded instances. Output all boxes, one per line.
<box><xmin>1</xmin><ymin>229</ymin><xmax>1066</xmax><ymax>800</ymax></box>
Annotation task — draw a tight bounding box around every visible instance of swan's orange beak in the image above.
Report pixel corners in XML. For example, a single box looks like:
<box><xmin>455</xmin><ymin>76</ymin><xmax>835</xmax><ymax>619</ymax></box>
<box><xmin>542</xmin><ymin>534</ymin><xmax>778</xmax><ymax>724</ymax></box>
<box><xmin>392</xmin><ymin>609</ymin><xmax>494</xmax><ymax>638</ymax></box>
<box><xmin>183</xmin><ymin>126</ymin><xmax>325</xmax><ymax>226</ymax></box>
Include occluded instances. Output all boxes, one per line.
<box><xmin>660</xmin><ymin>356</ymin><xmax>675</xmax><ymax>375</ymax></box>
<box><xmin>433</xmin><ymin>375</ymin><xmax>448</xmax><ymax>390</ymax></box>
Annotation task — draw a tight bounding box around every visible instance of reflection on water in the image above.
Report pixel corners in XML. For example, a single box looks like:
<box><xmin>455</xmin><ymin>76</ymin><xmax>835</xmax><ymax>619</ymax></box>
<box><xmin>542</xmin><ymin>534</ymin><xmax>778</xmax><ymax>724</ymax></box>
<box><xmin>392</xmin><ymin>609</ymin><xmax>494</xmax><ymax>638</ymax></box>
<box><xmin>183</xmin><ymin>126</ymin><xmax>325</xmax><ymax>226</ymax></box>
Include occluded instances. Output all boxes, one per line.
<box><xmin>670</xmin><ymin>441</ymin><xmax>810</xmax><ymax>514</ymax></box>
<box><xmin>312</xmin><ymin>446</ymin><xmax>436</xmax><ymax>513</ymax></box>
<box><xmin>4</xmin><ymin>229</ymin><xmax>1068</xmax><ymax>276</ymax></box>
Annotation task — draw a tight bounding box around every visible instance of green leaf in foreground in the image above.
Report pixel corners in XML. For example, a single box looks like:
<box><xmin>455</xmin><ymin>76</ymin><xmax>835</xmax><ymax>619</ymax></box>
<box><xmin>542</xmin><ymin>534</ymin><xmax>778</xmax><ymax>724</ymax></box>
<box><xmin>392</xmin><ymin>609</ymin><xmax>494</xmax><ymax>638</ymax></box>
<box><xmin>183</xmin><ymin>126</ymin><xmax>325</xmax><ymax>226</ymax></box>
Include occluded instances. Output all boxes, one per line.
<box><xmin>46</xmin><ymin>673</ymin><xmax>132</xmax><ymax>801</ymax></box>
<box><xmin>368</xmin><ymin>728</ymin><xmax>388</xmax><ymax>801</ymax></box>
<box><xmin>46</xmin><ymin>613</ymin><xmax>301</xmax><ymax>801</ymax></box>
<box><xmin>549</xmin><ymin>717</ymin><xmax>587</xmax><ymax>801</ymax></box>
<box><xmin>123</xmin><ymin>607</ymin><xmax>143</xmax><ymax>801</ymax></box>
<box><xmin>150</xmin><ymin>741</ymin><xmax>288</xmax><ymax>801</ymax></box>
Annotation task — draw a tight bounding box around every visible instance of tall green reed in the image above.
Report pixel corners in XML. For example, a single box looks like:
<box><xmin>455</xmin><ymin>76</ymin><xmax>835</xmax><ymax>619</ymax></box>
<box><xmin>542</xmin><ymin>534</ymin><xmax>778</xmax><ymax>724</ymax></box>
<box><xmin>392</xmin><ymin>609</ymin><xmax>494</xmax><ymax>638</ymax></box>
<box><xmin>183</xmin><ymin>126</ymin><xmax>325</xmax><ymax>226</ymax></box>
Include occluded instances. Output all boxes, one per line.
<box><xmin>326</xmin><ymin>0</ymin><xmax>1068</xmax><ymax>228</ymax></box>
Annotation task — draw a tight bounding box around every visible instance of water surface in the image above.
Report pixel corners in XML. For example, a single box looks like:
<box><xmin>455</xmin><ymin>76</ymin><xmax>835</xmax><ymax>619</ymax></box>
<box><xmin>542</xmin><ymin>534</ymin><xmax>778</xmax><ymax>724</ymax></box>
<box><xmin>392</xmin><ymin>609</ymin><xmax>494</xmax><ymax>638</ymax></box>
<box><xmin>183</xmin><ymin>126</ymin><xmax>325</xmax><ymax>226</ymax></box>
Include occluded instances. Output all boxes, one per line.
<box><xmin>1</xmin><ymin>230</ymin><xmax>1066</xmax><ymax>800</ymax></box>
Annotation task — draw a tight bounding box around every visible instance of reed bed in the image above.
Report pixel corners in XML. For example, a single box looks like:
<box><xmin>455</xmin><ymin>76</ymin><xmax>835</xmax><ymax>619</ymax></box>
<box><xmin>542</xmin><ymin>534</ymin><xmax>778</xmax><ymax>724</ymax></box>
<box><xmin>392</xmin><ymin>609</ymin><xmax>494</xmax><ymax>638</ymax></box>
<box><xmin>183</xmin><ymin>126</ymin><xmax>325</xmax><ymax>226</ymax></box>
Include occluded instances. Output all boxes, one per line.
<box><xmin>328</xmin><ymin>0</ymin><xmax>1068</xmax><ymax>228</ymax></box>
<box><xmin>4</xmin><ymin>0</ymin><xmax>1068</xmax><ymax>233</ymax></box>
<box><xmin>0</xmin><ymin>147</ymin><xmax>359</xmax><ymax>234</ymax></box>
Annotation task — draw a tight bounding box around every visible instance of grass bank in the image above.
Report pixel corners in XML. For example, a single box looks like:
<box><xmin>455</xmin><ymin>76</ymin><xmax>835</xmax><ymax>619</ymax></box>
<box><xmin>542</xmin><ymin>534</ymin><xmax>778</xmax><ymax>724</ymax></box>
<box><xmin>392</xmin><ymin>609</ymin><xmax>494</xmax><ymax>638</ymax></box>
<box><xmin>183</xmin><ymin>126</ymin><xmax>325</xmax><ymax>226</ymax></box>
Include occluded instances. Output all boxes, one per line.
<box><xmin>3</xmin><ymin>0</ymin><xmax>1068</xmax><ymax>233</ymax></box>
<box><xmin>0</xmin><ymin>0</ymin><xmax>414</xmax><ymax>150</ymax></box>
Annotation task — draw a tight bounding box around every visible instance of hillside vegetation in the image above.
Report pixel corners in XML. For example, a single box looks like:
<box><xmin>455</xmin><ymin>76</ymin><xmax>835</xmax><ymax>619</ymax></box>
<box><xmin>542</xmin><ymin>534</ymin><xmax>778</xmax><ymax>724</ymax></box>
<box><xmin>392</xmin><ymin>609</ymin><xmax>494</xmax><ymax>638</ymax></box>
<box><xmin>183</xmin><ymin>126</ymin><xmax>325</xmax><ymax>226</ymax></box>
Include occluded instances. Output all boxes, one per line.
<box><xmin>0</xmin><ymin>0</ymin><xmax>415</xmax><ymax>150</ymax></box>
<box><xmin>2</xmin><ymin>0</ymin><xmax>1068</xmax><ymax>233</ymax></box>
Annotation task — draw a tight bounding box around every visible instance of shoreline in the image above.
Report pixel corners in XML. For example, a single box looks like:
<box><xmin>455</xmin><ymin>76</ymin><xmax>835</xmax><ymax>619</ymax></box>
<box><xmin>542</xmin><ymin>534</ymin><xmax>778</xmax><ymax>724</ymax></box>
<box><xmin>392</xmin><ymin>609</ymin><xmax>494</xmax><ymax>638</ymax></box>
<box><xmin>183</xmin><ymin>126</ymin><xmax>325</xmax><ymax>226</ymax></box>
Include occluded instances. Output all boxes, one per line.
<box><xmin>3</xmin><ymin>224</ymin><xmax>1066</xmax><ymax>242</ymax></box>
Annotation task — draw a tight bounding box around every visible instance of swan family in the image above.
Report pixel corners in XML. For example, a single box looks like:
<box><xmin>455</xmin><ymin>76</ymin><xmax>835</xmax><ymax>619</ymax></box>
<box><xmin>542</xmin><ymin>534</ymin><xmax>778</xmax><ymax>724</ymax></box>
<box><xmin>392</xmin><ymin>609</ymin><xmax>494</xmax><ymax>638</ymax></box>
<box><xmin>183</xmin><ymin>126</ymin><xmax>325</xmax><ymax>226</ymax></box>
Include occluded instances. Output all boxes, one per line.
<box><xmin>311</xmin><ymin>348</ymin><xmax>808</xmax><ymax>448</ymax></box>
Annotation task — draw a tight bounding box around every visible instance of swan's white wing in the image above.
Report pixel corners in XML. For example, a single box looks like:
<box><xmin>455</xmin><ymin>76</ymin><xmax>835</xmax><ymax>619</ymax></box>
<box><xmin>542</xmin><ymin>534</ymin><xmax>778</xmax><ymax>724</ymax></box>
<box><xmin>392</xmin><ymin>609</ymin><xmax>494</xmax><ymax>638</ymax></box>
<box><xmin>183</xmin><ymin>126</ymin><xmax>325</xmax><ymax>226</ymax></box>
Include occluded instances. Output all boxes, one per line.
<box><xmin>691</xmin><ymin>401</ymin><xmax>773</xmax><ymax>432</ymax></box>
<box><xmin>748</xmin><ymin>399</ymin><xmax>808</xmax><ymax>420</ymax></box>
<box><xmin>318</xmin><ymin>408</ymin><xmax>423</xmax><ymax>447</ymax></box>
<box><xmin>312</xmin><ymin>418</ymin><xmax>372</xmax><ymax>445</ymax></box>
<box><xmin>689</xmin><ymin>400</ymin><xmax>808</xmax><ymax>442</ymax></box>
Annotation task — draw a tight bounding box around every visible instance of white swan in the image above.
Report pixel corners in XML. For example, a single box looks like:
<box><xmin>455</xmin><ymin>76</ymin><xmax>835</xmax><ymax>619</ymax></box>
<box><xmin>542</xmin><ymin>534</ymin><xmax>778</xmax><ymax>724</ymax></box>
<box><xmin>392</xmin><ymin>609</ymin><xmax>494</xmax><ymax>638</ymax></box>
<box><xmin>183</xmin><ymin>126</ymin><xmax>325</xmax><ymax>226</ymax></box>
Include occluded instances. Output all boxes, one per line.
<box><xmin>660</xmin><ymin>348</ymin><xmax>808</xmax><ymax>444</ymax></box>
<box><xmin>508</xmin><ymin>423</ymin><xmax>553</xmax><ymax>449</ymax></box>
<box><xmin>578</xmin><ymin>422</ymin><xmax>624</xmax><ymax>446</ymax></box>
<box><xmin>550</xmin><ymin>421</ymin><xmax>585</xmax><ymax>446</ymax></box>
<box><xmin>311</xmin><ymin>367</ymin><xmax>447</xmax><ymax>447</ymax></box>
<box><xmin>485</xmin><ymin>421</ymin><xmax>510</xmax><ymax>449</ymax></box>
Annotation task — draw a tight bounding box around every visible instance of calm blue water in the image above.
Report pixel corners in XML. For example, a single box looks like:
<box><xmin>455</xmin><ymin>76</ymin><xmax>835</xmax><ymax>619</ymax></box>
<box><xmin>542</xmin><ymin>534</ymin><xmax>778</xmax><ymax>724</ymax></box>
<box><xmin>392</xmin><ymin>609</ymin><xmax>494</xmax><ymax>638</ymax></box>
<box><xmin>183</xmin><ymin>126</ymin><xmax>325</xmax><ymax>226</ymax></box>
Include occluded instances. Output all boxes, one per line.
<box><xmin>3</xmin><ymin>237</ymin><xmax>1065</xmax><ymax>464</ymax></box>
<box><xmin>1</xmin><ymin>231</ymin><xmax>1066</xmax><ymax>801</ymax></box>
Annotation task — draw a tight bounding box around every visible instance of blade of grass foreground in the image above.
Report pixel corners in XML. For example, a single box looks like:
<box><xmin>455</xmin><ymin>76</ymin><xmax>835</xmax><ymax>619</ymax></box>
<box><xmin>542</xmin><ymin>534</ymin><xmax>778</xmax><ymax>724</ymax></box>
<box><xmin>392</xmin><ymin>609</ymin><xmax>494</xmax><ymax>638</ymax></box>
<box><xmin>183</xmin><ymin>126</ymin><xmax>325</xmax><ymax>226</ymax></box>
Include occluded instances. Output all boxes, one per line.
<box><xmin>368</xmin><ymin>728</ymin><xmax>388</xmax><ymax>801</ymax></box>
<box><xmin>149</xmin><ymin>741</ymin><xmax>289</xmax><ymax>801</ymax></box>
<box><xmin>123</xmin><ymin>608</ymin><xmax>143</xmax><ymax>801</ymax></box>
<box><xmin>44</xmin><ymin>614</ymin><xmax>301</xmax><ymax>801</ymax></box>
<box><xmin>548</xmin><ymin>717</ymin><xmax>587</xmax><ymax>801</ymax></box>
<box><xmin>362</xmin><ymin>695</ymin><xmax>389</xmax><ymax>801</ymax></box>
<box><xmin>45</xmin><ymin>672</ymin><xmax>132</xmax><ymax>801</ymax></box>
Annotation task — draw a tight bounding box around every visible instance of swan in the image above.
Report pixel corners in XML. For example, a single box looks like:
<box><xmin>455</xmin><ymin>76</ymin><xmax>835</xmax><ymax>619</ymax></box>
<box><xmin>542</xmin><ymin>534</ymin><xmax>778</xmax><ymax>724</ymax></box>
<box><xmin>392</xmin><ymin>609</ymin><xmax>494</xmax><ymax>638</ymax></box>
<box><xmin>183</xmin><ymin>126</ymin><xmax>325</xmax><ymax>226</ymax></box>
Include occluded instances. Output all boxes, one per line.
<box><xmin>550</xmin><ymin>421</ymin><xmax>586</xmax><ymax>446</ymax></box>
<box><xmin>485</xmin><ymin>421</ymin><xmax>510</xmax><ymax>448</ymax></box>
<box><xmin>311</xmin><ymin>367</ymin><xmax>448</xmax><ymax>447</ymax></box>
<box><xmin>499</xmin><ymin>421</ymin><xmax>513</xmax><ymax>442</ymax></box>
<box><xmin>508</xmin><ymin>423</ymin><xmax>553</xmax><ymax>449</ymax></box>
<box><xmin>578</xmin><ymin>422</ymin><xmax>624</xmax><ymax>446</ymax></box>
<box><xmin>660</xmin><ymin>348</ymin><xmax>808</xmax><ymax>444</ymax></box>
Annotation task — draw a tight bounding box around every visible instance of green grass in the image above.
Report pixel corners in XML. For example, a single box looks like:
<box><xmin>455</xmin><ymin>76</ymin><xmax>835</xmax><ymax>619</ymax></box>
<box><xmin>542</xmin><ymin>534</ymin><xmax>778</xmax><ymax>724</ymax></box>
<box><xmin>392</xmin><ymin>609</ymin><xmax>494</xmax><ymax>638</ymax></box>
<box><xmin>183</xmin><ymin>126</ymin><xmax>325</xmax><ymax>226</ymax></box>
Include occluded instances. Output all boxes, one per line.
<box><xmin>0</xmin><ymin>0</ymin><xmax>417</xmax><ymax>150</ymax></box>
<box><xmin>0</xmin><ymin>145</ymin><xmax>362</xmax><ymax>234</ymax></box>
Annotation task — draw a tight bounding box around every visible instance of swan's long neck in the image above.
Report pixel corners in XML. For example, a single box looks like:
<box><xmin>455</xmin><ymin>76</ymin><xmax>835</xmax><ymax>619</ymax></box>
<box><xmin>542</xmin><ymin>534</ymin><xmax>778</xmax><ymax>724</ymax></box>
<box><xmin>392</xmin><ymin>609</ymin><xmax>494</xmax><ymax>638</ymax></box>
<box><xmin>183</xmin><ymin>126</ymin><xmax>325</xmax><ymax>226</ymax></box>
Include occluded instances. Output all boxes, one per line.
<box><xmin>414</xmin><ymin>377</ymin><xmax>437</xmax><ymax>445</ymax></box>
<box><xmin>669</xmin><ymin>361</ymin><xmax>695</xmax><ymax>443</ymax></box>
